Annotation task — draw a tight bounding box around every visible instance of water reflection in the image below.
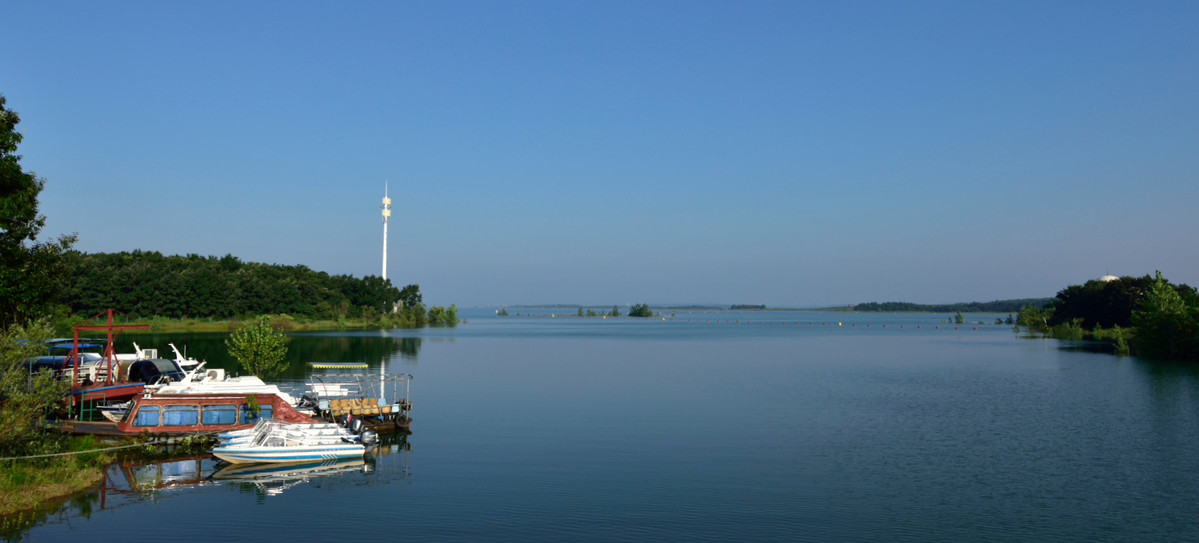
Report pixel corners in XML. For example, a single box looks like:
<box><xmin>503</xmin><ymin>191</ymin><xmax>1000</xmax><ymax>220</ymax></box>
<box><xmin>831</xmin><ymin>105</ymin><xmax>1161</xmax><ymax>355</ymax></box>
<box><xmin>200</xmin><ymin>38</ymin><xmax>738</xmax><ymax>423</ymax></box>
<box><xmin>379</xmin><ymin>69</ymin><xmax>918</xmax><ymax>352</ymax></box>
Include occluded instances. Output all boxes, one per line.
<box><xmin>214</xmin><ymin>434</ymin><xmax>413</xmax><ymax>500</ymax></box>
<box><xmin>0</xmin><ymin>435</ymin><xmax>412</xmax><ymax>540</ymax></box>
<box><xmin>117</xmin><ymin>333</ymin><xmax>424</xmax><ymax>378</ymax></box>
<box><xmin>213</xmin><ymin>457</ymin><xmax>369</xmax><ymax>498</ymax></box>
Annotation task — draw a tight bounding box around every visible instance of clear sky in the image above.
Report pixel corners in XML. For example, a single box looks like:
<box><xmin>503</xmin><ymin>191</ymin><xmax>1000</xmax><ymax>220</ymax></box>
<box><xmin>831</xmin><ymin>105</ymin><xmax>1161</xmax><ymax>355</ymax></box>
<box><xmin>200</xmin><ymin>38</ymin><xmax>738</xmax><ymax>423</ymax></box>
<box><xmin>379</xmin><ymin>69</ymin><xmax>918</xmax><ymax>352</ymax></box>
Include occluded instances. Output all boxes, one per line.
<box><xmin>4</xmin><ymin>1</ymin><xmax>1198</xmax><ymax>308</ymax></box>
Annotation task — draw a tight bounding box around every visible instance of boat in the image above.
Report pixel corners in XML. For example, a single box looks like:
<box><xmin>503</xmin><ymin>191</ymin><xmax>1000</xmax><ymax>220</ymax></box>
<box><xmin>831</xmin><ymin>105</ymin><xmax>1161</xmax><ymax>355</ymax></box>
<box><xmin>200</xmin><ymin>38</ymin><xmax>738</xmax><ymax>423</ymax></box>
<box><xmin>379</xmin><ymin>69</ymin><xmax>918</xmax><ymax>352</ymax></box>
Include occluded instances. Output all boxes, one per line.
<box><xmin>167</xmin><ymin>343</ymin><xmax>201</xmax><ymax>369</ymax></box>
<box><xmin>57</xmin><ymin>392</ymin><xmax>316</xmax><ymax>437</ymax></box>
<box><xmin>299</xmin><ymin>372</ymin><xmax>414</xmax><ymax>433</ymax></box>
<box><xmin>211</xmin><ymin>420</ymin><xmax>367</xmax><ymax>464</ymax></box>
<box><xmin>150</xmin><ymin>362</ymin><xmax>299</xmax><ymax>403</ymax></box>
<box><xmin>89</xmin><ymin>358</ymin><xmax>302</xmax><ymax>423</ymax></box>
<box><xmin>32</xmin><ymin>309</ymin><xmax>158</xmax><ymax>411</ymax></box>
<box><xmin>217</xmin><ymin>420</ymin><xmax>343</xmax><ymax>445</ymax></box>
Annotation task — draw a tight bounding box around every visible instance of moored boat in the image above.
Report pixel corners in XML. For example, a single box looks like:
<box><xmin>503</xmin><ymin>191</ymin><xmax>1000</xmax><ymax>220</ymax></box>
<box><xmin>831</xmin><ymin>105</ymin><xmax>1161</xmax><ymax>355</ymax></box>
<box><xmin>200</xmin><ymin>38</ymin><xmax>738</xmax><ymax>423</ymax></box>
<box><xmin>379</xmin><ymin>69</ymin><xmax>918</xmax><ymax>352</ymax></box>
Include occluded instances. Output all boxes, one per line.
<box><xmin>58</xmin><ymin>392</ymin><xmax>315</xmax><ymax>437</ymax></box>
<box><xmin>299</xmin><ymin>372</ymin><xmax>414</xmax><ymax>433</ymax></box>
<box><xmin>211</xmin><ymin>421</ymin><xmax>367</xmax><ymax>464</ymax></box>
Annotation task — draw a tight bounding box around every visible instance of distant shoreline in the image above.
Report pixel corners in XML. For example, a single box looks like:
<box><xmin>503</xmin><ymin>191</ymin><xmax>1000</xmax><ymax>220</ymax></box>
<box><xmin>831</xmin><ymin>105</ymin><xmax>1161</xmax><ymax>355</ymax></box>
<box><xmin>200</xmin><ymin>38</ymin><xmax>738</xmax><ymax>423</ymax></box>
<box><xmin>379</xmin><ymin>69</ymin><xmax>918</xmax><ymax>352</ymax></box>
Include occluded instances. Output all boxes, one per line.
<box><xmin>500</xmin><ymin>298</ymin><xmax>1052</xmax><ymax>314</ymax></box>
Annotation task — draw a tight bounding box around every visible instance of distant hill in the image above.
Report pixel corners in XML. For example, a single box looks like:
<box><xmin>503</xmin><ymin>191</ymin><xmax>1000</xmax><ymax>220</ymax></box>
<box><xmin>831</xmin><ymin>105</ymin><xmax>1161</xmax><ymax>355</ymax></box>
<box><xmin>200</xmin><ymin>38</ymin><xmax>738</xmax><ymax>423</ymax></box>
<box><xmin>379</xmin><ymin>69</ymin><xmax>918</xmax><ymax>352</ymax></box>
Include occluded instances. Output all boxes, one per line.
<box><xmin>849</xmin><ymin>298</ymin><xmax>1053</xmax><ymax>313</ymax></box>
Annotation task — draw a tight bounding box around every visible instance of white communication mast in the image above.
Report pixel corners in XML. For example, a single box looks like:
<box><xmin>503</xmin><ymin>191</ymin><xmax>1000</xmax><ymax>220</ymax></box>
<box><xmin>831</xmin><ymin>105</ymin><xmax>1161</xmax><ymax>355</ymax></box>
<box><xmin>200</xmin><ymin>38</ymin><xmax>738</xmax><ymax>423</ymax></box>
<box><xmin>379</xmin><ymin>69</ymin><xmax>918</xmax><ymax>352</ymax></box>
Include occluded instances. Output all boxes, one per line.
<box><xmin>382</xmin><ymin>182</ymin><xmax>392</xmax><ymax>281</ymax></box>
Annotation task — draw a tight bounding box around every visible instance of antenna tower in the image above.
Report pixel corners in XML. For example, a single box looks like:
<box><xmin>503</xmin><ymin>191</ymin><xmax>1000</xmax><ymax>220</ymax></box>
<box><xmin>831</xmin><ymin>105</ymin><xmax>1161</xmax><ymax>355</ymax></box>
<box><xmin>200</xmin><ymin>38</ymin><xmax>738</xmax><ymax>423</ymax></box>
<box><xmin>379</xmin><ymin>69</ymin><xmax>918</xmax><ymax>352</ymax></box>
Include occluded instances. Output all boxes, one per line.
<box><xmin>382</xmin><ymin>182</ymin><xmax>392</xmax><ymax>281</ymax></box>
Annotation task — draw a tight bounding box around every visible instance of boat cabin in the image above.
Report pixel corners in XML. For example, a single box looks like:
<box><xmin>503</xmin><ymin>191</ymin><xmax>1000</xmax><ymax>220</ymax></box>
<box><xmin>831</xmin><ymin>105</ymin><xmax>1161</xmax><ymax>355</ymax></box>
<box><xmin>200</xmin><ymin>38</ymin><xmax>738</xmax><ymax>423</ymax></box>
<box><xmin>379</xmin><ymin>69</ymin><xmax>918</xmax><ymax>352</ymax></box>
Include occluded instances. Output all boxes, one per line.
<box><xmin>60</xmin><ymin>392</ymin><xmax>316</xmax><ymax>437</ymax></box>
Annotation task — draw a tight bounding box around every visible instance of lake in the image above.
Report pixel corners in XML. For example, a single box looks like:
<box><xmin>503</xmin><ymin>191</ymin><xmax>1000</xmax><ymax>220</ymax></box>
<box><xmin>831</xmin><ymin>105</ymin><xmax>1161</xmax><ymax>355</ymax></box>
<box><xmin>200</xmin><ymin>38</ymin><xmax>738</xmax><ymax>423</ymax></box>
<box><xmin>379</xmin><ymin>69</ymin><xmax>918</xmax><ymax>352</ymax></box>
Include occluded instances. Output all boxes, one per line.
<box><xmin>13</xmin><ymin>309</ymin><xmax>1199</xmax><ymax>542</ymax></box>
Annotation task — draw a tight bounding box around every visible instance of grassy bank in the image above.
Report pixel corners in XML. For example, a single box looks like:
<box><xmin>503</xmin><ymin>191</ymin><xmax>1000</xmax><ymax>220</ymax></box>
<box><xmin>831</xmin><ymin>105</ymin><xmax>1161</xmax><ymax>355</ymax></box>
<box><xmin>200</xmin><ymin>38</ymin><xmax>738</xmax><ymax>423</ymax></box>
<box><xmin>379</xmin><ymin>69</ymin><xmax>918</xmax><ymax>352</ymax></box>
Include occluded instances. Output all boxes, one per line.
<box><xmin>0</xmin><ymin>436</ymin><xmax>111</xmax><ymax>518</ymax></box>
<box><xmin>0</xmin><ymin>435</ymin><xmax>215</xmax><ymax>522</ymax></box>
<box><xmin>55</xmin><ymin>314</ymin><xmax>402</xmax><ymax>335</ymax></box>
<box><xmin>55</xmin><ymin>307</ymin><xmax>459</xmax><ymax>336</ymax></box>
<box><xmin>0</xmin><ymin>461</ymin><xmax>104</xmax><ymax>517</ymax></box>
<box><xmin>141</xmin><ymin>316</ymin><xmax>372</xmax><ymax>333</ymax></box>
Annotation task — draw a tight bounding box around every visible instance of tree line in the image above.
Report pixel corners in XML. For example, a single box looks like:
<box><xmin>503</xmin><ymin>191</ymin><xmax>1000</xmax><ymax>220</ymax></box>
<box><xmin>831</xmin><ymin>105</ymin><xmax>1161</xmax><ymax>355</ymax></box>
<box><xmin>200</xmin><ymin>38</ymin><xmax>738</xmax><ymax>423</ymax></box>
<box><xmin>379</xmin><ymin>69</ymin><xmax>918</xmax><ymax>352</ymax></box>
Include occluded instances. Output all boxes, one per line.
<box><xmin>65</xmin><ymin>250</ymin><xmax>397</xmax><ymax>318</ymax></box>
<box><xmin>59</xmin><ymin>250</ymin><xmax>459</xmax><ymax>327</ymax></box>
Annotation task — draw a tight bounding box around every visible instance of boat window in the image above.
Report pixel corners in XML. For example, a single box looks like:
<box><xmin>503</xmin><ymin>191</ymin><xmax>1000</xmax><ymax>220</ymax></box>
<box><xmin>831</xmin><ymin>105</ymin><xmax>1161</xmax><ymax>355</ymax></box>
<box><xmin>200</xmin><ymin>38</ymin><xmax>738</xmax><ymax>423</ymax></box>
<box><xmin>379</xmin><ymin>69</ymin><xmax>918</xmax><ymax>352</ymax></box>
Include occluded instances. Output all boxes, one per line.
<box><xmin>240</xmin><ymin>404</ymin><xmax>275</xmax><ymax>424</ymax></box>
<box><xmin>202</xmin><ymin>405</ymin><xmax>238</xmax><ymax>425</ymax></box>
<box><xmin>132</xmin><ymin>406</ymin><xmax>161</xmax><ymax>427</ymax></box>
<box><xmin>163</xmin><ymin>405</ymin><xmax>199</xmax><ymax>426</ymax></box>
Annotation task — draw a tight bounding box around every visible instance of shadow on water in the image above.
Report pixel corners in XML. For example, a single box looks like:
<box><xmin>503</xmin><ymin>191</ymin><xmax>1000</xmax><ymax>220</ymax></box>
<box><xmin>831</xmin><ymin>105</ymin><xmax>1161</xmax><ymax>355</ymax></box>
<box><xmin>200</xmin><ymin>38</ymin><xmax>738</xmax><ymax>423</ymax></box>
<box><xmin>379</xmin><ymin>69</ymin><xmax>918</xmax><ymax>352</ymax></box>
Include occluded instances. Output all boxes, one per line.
<box><xmin>115</xmin><ymin>332</ymin><xmax>424</xmax><ymax>378</ymax></box>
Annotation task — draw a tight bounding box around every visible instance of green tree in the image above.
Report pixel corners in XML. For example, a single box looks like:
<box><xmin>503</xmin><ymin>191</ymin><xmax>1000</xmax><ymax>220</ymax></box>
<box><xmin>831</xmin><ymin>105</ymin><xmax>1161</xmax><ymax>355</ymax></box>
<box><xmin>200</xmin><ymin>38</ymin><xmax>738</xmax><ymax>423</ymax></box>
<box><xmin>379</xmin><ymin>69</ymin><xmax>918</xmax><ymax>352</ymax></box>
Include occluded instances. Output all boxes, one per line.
<box><xmin>1050</xmin><ymin>275</ymin><xmax>1158</xmax><ymax>328</ymax></box>
<box><xmin>629</xmin><ymin>303</ymin><xmax>653</xmax><ymax>317</ymax></box>
<box><xmin>0</xmin><ymin>95</ymin><xmax>76</xmax><ymax>327</ymax></box>
<box><xmin>427</xmin><ymin>305</ymin><xmax>460</xmax><ymax>326</ymax></box>
<box><xmin>1131</xmin><ymin>271</ymin><xmax>1199</xmax><ymax>361</ymax></box>
<box><xmin>398</xmin><ymin>284</ymin><xmax>422</xmax><ymax>310</ymax></box>
<box><xmin>609</xmin><ymin>305</ymin><xmax>621</xmax><ymax>317</ymax></box>
<box><xmin>225</xmin><ymin>316</ymin><xmax>289</xmax><ymax>378</ymax></box>
<box><xmin>954</xmin><ymin>311</ymin><xmax>965</xmax><ymax>324</ymax></box>
<box><xmin>0</xmin><ymin>319</ymin><xmax>70</xmax><ymax>455</ymax></box>
<box><xmin>1018</xmin><ymin>304</ymin><xmax>1053</xmax><ymax>333</ymax></box>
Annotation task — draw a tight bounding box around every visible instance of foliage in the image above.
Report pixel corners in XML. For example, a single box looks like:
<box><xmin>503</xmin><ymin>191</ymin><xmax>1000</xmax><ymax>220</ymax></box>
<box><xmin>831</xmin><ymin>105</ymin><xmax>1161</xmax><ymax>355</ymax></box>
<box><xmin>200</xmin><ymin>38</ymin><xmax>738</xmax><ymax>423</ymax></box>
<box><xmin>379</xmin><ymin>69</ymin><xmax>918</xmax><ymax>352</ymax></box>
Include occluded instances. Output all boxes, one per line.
<box><xmin>0</xmin><ymin>319</ymin><xmax>70</xmax><ymax>457</ymax></box>
<box><xmin>1050</xmin><ymin>318</ymin><xmax>1086</xmax><ymax>341</ymax></box>
<box><xmin>1049</xmin><ymin>275</ymin><xmax>1162</xmax><ymax>328</ymax></box>
<box><xmin>397</xmin><ymin>284</ymin><xmax>422</xmax><ymax>310</ymax></box>
<box><xmin>1017</xmin><ymin>304</ymin><xmax>1053</xmax><ymax>333</ymax></box>
<box><xmin>427</xmin><ymin>305</ymin><xmax>459</xmax><ymax>326</ymax></box>
<box><xmin>954</xmin><ymin>311</ymin><xmax>965</xmax><ymax>324</ymax></box>
<box><xmin>0</xmin><ymin>95</ymin><xmax>77</xmax><ymax>327</ymax></box>
<box><xmin>1131</xmin><ymin>271</ymin><xmax>1199</xmax><ymax>361</ymax></box>
<box><xmin>497</xmin><ymin>308</ymin><xmax>510</xmax><ymax>317</ymax></box>
<box><xmin>853</xmin><ymin>298</ymin><xmax>1053</xmax><ymax>313</ymax></box>
<box><xmin>1112</xmin><ymin>325</ymin><xmax>1130</xmax><ymax>356</ymax></box>
<box><xmin>225</xmin><ymin>316</ymin><xmax>289</xmax><ymax>378</ymax></box>
<box><xmin>608</xmin><ymin>305</ymin><xmax>621</xmax><ymax>317</ymax></box>
<box><xmin>628</xmin><ymin>303</ymin><xmax>654</xmax><ymax>318</ymax></box>
<box><xmin>62</xmin><ymin>250</ymin><xmax>413</xmax><ymax>321</ymax></box>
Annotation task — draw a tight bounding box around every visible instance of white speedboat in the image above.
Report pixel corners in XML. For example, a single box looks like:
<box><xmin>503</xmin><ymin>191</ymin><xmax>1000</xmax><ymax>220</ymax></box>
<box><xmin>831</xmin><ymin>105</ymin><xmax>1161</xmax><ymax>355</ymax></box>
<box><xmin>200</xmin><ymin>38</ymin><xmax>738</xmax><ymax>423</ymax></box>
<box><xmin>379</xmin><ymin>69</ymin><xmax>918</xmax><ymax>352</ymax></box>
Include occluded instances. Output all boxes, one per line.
<box><xmin>212</xmin><ymin>421</ymin><xmax>367</xmax><ymax>464</ymax></box>
<box><xmin>217</xmin><ymin>420</ymin><xmax>345</xmax><ymax>446</ymax></box>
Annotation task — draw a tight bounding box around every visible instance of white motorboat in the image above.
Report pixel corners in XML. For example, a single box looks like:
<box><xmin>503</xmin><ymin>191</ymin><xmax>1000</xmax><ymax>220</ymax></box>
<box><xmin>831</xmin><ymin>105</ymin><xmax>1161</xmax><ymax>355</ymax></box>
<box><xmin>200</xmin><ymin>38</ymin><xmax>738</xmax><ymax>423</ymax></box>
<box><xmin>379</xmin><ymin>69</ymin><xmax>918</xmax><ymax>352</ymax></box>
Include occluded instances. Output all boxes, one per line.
<box><xmin>150</xmin><ymin>362</ymin><xmax>300</xmax><ymax>405</ymax></box>
<box><xmin>212</xmin><ymin>421</ymin><xmax>367</xmax><ymax>464</ymax></box>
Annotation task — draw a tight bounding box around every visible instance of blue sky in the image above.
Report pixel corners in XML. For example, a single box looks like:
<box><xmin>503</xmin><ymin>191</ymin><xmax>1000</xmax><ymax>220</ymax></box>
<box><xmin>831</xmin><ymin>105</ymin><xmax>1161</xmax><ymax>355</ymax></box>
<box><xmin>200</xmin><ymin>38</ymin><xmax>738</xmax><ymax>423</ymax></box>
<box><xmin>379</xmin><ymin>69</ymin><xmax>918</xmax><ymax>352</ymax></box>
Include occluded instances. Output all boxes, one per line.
<box><xmin>5</xmin><ymin>1</ymin><xmax>1198</xmax><ymax>307</ymax></box>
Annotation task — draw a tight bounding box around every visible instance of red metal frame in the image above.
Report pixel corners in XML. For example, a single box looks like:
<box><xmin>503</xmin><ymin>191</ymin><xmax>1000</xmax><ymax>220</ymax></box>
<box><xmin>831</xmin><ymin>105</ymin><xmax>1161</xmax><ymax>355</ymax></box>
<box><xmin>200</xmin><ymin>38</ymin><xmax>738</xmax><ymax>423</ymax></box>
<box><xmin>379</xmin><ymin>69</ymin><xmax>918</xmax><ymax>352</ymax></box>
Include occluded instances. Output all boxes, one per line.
<box><xmin>69</xmin><ymin>309</ymin><xmax>151</xmax><ymax>406</ymax></box>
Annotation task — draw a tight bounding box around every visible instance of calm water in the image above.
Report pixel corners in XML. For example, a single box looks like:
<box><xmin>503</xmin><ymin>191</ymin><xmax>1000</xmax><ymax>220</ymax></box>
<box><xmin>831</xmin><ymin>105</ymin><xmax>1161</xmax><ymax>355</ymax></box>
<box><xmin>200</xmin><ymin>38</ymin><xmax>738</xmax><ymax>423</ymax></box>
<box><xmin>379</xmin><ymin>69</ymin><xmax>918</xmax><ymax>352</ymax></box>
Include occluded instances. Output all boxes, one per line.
<box><xmin>13</xmin><ymin>310</ymin><xmax>1199</xmax><ymax>542</ymax></box>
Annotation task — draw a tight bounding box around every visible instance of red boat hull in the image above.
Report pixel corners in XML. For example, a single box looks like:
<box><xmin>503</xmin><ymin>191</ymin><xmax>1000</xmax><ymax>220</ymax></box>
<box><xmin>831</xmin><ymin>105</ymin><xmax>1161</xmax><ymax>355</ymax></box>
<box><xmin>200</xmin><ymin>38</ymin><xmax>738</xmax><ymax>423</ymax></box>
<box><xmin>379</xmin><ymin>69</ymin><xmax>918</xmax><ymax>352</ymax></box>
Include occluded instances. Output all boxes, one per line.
<box><xmin>59</xmin><ymin>393</ymin><xmax>315</xmax><ymax>437</ymax></box>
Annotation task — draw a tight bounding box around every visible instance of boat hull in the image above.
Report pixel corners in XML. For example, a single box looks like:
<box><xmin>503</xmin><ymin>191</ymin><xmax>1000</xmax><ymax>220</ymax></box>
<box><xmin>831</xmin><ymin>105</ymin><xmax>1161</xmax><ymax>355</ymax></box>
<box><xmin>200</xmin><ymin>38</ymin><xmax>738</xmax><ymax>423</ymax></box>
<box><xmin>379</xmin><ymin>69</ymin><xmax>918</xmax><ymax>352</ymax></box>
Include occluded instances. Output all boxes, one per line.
<box><xmin>58</xmin><ymin>392</ymin><xmax>316</xmax><ymax>437</ymax></box>
<box><xmin>212</xmin><ymin>443</ymin><xmax>366</xmax><ymax>464</ymax></box>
